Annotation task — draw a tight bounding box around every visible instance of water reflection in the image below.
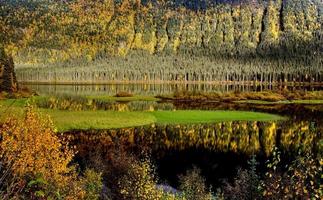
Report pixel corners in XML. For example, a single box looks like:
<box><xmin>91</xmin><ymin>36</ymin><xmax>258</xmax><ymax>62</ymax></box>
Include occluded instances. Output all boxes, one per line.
<box><xmin>65</xmin><ymin>120</ymin><xmax>322</xmax><ymax>187</ymax></box>
<box><xmin>23</xmin><ymin>83</ymin><xmax>323</xmax><ymax>96</ymax></box>
<box><xmin>65</xmin><ymin>120</ymin><xmax>322</xmax><ymax>159</ymax></box>
<box><xmin>36</xmin><ymin>95</ymin><xmax>323</xmax><ymax>122</ymax></box>
<box><xmin>63</xmin><ymin>117</ymin><xmax>322</xmax><ymax>189</ymax></box>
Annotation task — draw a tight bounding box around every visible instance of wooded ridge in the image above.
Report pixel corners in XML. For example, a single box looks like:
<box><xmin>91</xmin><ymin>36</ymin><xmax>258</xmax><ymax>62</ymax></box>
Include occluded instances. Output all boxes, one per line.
<box><xmin>1</xmin><ymin>0</ymin><xmax>322</xmax><ymax>83</ymax></box>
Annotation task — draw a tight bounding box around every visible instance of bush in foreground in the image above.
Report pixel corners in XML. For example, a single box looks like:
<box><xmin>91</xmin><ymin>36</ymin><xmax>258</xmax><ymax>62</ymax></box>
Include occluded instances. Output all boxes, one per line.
<box><xmin>178</xmin><ymin>167</ymin><xmax>213</xmax><ymax>200</ymax></box>
<box><xmin>0</xmin><ymin>105</ymin><xmax>103</xmax><ymax>199</ymax></box>
<box><xmin>220</xmin><ymin>151</ymin><xmax>322</xmax><ymax>200</ymax></box>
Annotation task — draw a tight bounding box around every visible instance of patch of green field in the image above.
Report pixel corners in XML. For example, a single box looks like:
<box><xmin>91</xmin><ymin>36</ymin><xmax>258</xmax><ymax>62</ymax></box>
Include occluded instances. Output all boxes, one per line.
<box><xmin>43</xmin><ymin>110</ymin><xmax>156</xmax><ymax>132</ymax></box>
<box><xmin>0</xmin><ymin>99</ymin><xmax>156</xmax><ymax>131</ymax></box>
<box><xmin>0</xmin><ymin>99</ymin><xmax>28</xmax><ymax>120</ymax></box>
<box><xmin>86</xmin><ymin>95</ymin><xmax>159</xmax><ymax>102</ymax></box>
<box><xmin>152</xmin><ymin>110</ymin><xmax>285</xmax><ymax>124</ymax></box>
<box><xmin>0</xmin><ymin>99</ymin><xmax>285</xmax><ymax>132</ymax></box>
<box><xmin>0</xmin><ymin>98</ymin><xmax>29</xmax><ymax>107</ymax></box>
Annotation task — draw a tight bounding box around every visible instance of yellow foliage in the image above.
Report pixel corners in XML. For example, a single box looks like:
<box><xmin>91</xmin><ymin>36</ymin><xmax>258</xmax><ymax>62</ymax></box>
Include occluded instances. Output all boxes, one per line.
<box><xmin>118</xmin><ymin>158</ymin><xmax>164</xmax><ymax>200</ymax></box>
<box><xmin>0</xmin><ymin>105</ymin><xmax>85</xmax><ymax>198</ymax></box>
<box><xmin>263</xmin><ymin>122</ymin><xmax>277</xmax><ymax>156</ymax></box>
<box><xmin>265</xmin><ymin>1</ymin><xmax>280</xmax><ymax>42</ymax></box>
<box><xmin>132</xmin><ymin>32</ymin><xmax>157</xmax><ymax>54</ymax></box>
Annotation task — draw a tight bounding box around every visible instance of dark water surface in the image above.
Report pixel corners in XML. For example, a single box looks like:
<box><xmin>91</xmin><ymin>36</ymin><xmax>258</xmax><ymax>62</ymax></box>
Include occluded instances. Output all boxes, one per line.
<box><xmin>66</xmin><ymin>119</ymin><xmax>322</xmax><ymax>188</ymax></box>
<box><xmin>23</xmin><ymin>83</ymin><xmax>323</xmax><ymax>96</ymax></box>
<box><xmin>26</xmin><ymin>83</ymin><xmax>323</xmax><ymax>189</ymax></box>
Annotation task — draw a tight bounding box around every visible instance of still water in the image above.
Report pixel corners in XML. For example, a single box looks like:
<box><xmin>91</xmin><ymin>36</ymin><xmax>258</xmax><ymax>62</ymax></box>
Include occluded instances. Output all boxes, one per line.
<box><xmin>63</xmin><ymin>104</ymin><xmax>322</xmax><ymax>188</ymax></box>
<box><xmin>25</xmin><ymin>83</ymin><xmax>323</xmax><ymax>189</ymax></box>
<box><xmin>23</xmin><ymin>83</ymin><xmax>323</xmax><ymax>96</ymax></box>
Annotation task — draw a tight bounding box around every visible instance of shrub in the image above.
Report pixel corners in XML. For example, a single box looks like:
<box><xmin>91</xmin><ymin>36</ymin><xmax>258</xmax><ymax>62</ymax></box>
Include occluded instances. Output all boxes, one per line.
<box><xmin>84</xmin><ymin>146</ymin><xmax>164</xmax><ymax>200</ymax></box>
<box><xmin>222</xmin><ymin>155</ymin><xmax>262</xmax><ymax>200</ymax></box>
<box><xmin>118</xmin><ymin>158</ymin><xmax>163</xmax><ymax>200</ymax></box>
<box><xmin>81</xmin><ymin>169</ymin><xmax>103</xmax><ymax>200</ymax></box>
<box><xmin>114</xmin><ymin>91</ymin><xmax>133</xmax><ymax>97</ymax></box>
<box><xmin>178</xmin><ymin>166</ymin><xmax>213</xmax><ymax>200</ymax></box>
<box><xmin>0</xmin><ymin>105</ymin><xmax>74</xmax><ymax>186</ymax></box>
<box><xmin>36</xmin><ymin>95</ymin><xmax>92</xmax><ymax>111</ymax></box>
<box><xmin>0</xmin><ymin>105</ymin><xmax>85</xmax><ymax>199</ymax></box>
<box><xmin>263</xmin><ymin>150</ymin><xmax>322</xmax><ymax>199</ymax></box>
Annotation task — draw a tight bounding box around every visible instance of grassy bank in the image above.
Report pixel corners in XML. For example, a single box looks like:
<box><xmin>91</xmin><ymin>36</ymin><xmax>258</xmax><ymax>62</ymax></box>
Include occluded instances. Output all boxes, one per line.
<box><xmin>159</xmin><ymin>90</ymin><xmax>323</xmax><ymax>103</ymax></box>
<box><xmin>0</xmin><ymin>99</ymin><xmax>284</xmax><ymax>132</ymax></box>
<box><xmin>236</xmin><ymin>99</ymin><xmax>323</xmax><ymax>105</ymax></box>
<box><xmin>86</xmin><ymin>95</ymin><xmax>159</xmax><ymax>102</ymax></box>
<box><xmin>152</xmin><ymin>110</ymin><xmax>284</xmax><ymax>125</ymax></box>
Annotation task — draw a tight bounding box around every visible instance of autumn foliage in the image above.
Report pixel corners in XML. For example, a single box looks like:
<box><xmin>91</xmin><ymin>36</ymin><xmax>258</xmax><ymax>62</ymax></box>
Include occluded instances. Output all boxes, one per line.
<box><xmin>0</xmin><ymin>105</ymin><xmax>86</xmax><ymax>199</ymax></box>
<box><xmin>1</xmin><ymin>0</ymin><xmax>322</xmax><ymax>84</ymax></box>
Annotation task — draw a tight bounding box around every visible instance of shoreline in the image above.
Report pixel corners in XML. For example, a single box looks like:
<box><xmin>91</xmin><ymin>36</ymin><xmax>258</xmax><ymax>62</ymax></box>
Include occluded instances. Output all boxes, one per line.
<box><xmin>18</xmin><ymin>80</ymin><xmax>323</xmax><ymax>86</ymax></box>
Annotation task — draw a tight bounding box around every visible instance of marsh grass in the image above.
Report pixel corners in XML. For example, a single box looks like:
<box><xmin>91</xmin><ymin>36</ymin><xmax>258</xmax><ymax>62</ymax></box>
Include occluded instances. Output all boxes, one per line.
<box><xmin>161</xmin><ymin>90</ymin><xmax>323</xmax><ymax>103</ymax></box>
<box><xmin>88</xmin><ymin>95</ymin><xmax>159</xmax><ymax>102</ymax></box>
<box><xmin>35</xmin><ymin>95</ymin><xmax>170</xmax><ymax>111</ymax></box>
<box><xmin>114</xmin><ymin>91</ymin><xmax>133</xmax><ymax>97</ymax></box>
<box><xmin>236</xmin><ymin>99</ymin><xmax>323</xmax><ymax>105</ymax></box>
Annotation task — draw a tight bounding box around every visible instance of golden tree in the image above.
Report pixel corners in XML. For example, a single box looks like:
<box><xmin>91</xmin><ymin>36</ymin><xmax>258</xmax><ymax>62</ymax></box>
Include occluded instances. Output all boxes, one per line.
<box><xmin>0</xmin><ymin>105</ymin><xmax>84</xmax><ymax>198</ymax></box>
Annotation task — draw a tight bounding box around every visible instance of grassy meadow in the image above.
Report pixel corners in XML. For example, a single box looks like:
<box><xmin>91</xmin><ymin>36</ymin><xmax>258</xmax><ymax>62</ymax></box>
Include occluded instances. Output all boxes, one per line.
<box><xmin>0</xmin><ymin>96</ymin><xmax>286</xmax><ymax>132</ymax></box>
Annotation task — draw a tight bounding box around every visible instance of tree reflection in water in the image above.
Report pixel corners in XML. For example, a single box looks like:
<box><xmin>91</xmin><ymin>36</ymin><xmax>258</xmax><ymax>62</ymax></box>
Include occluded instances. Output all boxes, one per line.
<box><xmin>66</xmin><ymin>120</ymin><xmax>321</xmax><ymax>158</ymax></box>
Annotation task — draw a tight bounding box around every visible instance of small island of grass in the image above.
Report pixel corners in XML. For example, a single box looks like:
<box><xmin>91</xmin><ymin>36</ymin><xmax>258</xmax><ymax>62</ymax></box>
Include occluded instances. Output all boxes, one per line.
<box><xmin>0</xmin><ymin>98</ymin><xmax>285</xmax><ymax>132</ymax></box>
<box><xmin>152</xmin><ymin>110</ymin><xmax>285</xmax><ymax>125</ymax></box>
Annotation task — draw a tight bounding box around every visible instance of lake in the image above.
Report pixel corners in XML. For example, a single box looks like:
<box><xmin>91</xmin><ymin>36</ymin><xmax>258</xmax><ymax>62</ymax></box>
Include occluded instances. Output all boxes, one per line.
<box><xmin>24</xmin><ymin>83</ymin><xmax>323</xmax><ymax>189</ymax></box>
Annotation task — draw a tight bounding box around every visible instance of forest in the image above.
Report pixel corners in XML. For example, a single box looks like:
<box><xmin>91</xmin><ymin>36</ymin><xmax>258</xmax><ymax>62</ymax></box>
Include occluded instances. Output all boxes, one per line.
<box><xmin>1</xmin><ymin>0</ymin><xmax>322</xmax><ymax>83</ymax></box>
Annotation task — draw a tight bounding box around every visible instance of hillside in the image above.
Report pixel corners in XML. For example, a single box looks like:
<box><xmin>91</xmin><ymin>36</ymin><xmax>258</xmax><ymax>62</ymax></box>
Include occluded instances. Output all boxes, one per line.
<box><xmin>1</xmin><ymin>0</ymin><xmax>322</xmax><ymax>83</ymax></box>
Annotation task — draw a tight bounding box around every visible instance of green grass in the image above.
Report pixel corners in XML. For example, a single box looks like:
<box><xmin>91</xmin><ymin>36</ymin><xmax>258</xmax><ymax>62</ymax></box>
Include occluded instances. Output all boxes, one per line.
<box><xmin>0</xmin><ymin>98</ymin><xmax>286</xmax><ymax>132</ymax></box>
<box><xmin>0</xmin><ymin>98</ymin><xmax>30</xmax><ymax>107</ymax></box>
<box><xmin>0</xmin><ymin>99</ymin><xmax>29</xmax><ymax>120</ymax></box>
<box><xmin>43</xmin><ymin>110</ymin><xmax>156</xmax><ymax>132</ymax></box>
<box><xmin>152</xmin><ymin>110</ymin><xmax>285</xmax><ymax>124</ymax></box>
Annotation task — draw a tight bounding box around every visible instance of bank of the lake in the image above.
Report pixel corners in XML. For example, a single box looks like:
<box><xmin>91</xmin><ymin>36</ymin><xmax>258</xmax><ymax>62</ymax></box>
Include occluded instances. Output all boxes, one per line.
<box><xmin>0</xmin><ymin>98</ymin><xmax>285</xmax><ymax>132</ymax></box>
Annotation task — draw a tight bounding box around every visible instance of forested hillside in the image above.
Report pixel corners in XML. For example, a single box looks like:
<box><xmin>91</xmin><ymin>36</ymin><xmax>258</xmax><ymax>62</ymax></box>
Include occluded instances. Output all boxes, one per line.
<box><xmin>1</xmin><ymin>0</ymin><xmax>322</xmax><ymax>83</ymax></box>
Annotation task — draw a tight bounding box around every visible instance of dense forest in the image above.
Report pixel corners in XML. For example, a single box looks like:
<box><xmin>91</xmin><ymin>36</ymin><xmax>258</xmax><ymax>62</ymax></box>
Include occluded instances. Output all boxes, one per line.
<box><xmin>1</xmin><ymin>0</ymin><xmax>322</xmax><ymax>83</ymax></box>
